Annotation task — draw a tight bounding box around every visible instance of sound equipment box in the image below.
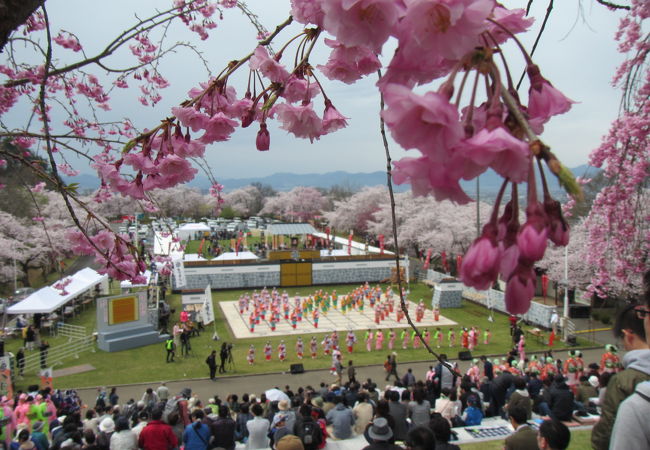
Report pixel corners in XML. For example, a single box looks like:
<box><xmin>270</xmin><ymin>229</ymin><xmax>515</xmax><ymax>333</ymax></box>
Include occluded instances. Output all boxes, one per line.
<box><xmin>458</xmin><ymin>350</ymin><xmax>472</xmax><ymax>361</ymax></box>
<box><xmin>290</xmin><ymin>363</ymin><xmax>304</xmax><ymax>374</ymax></box>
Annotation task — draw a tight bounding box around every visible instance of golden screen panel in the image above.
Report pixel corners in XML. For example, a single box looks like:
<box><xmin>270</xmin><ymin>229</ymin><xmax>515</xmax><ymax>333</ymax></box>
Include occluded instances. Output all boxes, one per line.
<box><xmin>108</xmin><ymin>296</ymin><xmax>138</xmax><ymax>325</ymax></box>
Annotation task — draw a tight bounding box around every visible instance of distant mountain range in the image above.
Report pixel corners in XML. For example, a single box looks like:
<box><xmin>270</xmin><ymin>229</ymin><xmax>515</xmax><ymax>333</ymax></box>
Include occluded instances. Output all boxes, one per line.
<box><xmin>67</xmin><ymin>164</ymin><xmax>600</xmax><ymax>196</ymax></box>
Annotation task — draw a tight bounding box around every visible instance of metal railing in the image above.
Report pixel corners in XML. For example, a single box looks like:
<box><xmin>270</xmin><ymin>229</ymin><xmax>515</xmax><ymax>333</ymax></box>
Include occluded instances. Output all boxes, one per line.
<box><xmin>54</xmin><ymin>323</ymin><xmax>86</xmax><ymax>341</ymax></box>
<box><xmin>20</xmin><ymin>336</ymin><xmax>95</xmax><ymax>376</ymax></box>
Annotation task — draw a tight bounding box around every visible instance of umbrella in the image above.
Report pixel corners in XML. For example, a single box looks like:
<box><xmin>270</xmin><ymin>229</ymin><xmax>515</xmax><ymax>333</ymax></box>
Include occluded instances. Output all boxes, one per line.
<box><xmin>264</xmin><ymin>388</ymin><xmax>290</xmax><ymax>403</ymax></box>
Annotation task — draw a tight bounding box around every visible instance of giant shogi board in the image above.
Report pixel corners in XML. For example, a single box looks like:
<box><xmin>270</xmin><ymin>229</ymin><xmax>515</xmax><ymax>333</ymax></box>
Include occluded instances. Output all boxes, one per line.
<box><xmin>219</xmin><ymin>295</ymin><xmax>457</xmax><ymax>339</ymax></box>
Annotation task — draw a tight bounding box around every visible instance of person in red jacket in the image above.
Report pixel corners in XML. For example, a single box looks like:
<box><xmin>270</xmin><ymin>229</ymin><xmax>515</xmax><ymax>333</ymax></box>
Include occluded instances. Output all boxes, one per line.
<box><xmin>138</xmin><ymin>408</ymin><xmax>178</xmax><ymax>450</ymax></box>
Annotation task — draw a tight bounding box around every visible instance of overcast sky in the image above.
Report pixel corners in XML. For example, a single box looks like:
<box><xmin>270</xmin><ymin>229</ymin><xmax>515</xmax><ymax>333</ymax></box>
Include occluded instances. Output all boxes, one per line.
<box><xmin>35</xmin><ymin>1</ymin><xmax>628</xmax><ymax>179</ymax></box>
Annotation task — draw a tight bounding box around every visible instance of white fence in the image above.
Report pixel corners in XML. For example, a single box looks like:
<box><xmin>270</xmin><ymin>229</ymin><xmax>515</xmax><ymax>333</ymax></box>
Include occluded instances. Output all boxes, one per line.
<box><xmin>20</xmin><ymin>335</ymin><xmax>95</xmax><ymax>376</ymax></box>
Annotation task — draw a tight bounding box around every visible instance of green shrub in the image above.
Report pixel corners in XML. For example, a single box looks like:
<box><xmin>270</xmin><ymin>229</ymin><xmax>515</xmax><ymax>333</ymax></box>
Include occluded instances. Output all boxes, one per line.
<box><xmin>601</xmin><ymin>315</ymin><xmax>611</xmax><ymax>325</ymax></box>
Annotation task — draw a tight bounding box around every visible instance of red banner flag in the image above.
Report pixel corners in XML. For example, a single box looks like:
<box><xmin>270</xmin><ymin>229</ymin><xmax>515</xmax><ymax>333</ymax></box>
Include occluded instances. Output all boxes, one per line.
<box><xmin>378</xmin><ymin>234</ymin><xmax>385</xmax><ymax>255</ymax></box>
<box><xmin>441</xmin><ymin>251</ymin><xmax>449</xmax><ymax>273</ymax></box>
<box><xmin>423</xmin><ymin>249</ymin><xmax>432</xmax><ymax>270</ymax></box>
<box><xmin>542</xmin><ymin>274</ymin><xmax>549</xmax><ymax>297</ymax></box>
<box><xmin>326</xmin><ymin>226</ymin><xmax>331</xmax><ymax>244</ymax></box>
<box><xmin>456</xmin><ymin>254</ymin><xmax>463</xmax><ymax>273</ymax></box>
<box><xmin>198</xmin><ymin>238</ymin><xmax>205</xmax><ymax>255</ymax></box>
<box><xmin>347</xmin><ymin>231</ymin><xmax>353</xmax><ymax>255</ymax></box>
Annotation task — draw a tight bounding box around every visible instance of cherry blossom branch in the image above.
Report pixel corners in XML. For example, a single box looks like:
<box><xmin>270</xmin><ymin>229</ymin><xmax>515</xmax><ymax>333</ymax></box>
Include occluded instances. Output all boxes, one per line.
<box><xmin>595</xmin><ymin>0</ymin><xmax>631</xmax><ymax>10</ymax></box>
<box><xmin>378</xmin><ymin>70</ymin><xmax>460</xmax><ymax>375</ymax></box>
<box><xmin>35</xmin><ymin>6</ymin><xmax>137</xmax><ymax>280</ymax></box>
<box><xmin>516</xmin><ymin>0</ymin><xmax>554</xmax><ymax>90</ymax></box>
<box><xmin>3</xmin><ymin>0</ymin><xmax>212</xmax><ymax>88</ymax></box>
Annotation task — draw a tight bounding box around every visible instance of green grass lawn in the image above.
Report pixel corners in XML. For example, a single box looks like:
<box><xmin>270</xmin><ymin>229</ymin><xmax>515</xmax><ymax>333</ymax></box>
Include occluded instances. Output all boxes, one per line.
<box><xmin>4</xmin><ymin>281</ymin><xmax>590</xmax><ymax>390</ymax></box>
<box><xmin>459</xmin><ymin>428</ymin><xmax>591</xmax><ymax>449</ymax></box>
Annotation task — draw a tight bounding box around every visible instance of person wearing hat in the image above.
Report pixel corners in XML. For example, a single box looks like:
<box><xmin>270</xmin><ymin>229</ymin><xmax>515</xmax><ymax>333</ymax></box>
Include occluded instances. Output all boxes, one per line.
<box><xmin>277</xmin><ymin>400</ymin><xmax>296</xmax><ymax>432</ymax></box>
<box><xmin>110</xmin><ymin>416</ymin><xmax>137</xmax><ymax>449</ymax></box>
<box><xmin>593</xmin><ymin>302</ymin><xmax>650</xmax><ymax>449</ymax></box>
<box><xmin>575</xmin><ymin>375</ymin><xmax>598</xmax><ymax>406</ymax></box>
<box><xmin>362</xmin><ymin>417</ymin><xmax>402</xmax><ymax>450</ymax></box>
<box><xmin>30</xmin><ymin>421</ymin><xmax>48</xmax><ymax>450</ymax></box>
<box><xmin>269</xmin><ymin>413</ymin><xmax>290</xmax><ymax>449</ymax></box>
<box><xmin>276</xmin><ymin>434</ymin><xmax>304</xmax><ymax>450</ymax></box>
<box><xmin>96</xmin><ymin>417</ymin><xmax>115</xmax><ymax>449</ymax></box>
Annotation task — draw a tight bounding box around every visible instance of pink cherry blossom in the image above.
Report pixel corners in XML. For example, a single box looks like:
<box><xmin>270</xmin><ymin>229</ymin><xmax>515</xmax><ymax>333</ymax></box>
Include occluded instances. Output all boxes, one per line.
<box><xmin>199</xmin><ymin>112</ymin><xmax>238</xmax><ymax>143</ymax></box>
<box><xmin>322</xmin><ymin>100</ymin><xmax>348</xmax><ymax>134</ymax></box>
<box><xmin>31</xmin><ymin>182</ymin><xmax>46</xmax><ymax>193</ymax></box>
<box><xmin>544</xmin><ymin>197</ymin><xmax>570</xmax><ymax>246</ymax></box>
<box><xmin>487</xmin><ymin>6</ymin><xmax>535</xmax><ymax>44</ymax></box>
<box><xmin>157</xmin><ymin>155</ymin><xmax>197</xmax><ymax>186</ymax></box>
<box><xmin>249</xmin><ymin>46</ymin><xmax>290</xmax><ymax>83</ymax></box>
<box><xmin>392</xmin><ymin>156</ymin><xmax>473</xmax><ymax>204</ymax></box>
<box><xmin>517</xmin><ymin>221</ymin><xmax>548</xmax><ymax>263</ymax></box>
<box><xmin>172</xmin><ymin>106</ymin><xmax>210</xmax><ymax>132</ymax></box>
<box><xmin>317</xmin><ymin>39</ymin><xmax>381</xmax><ymax>84</ymax></box>
<box><xmin>395</xmin><ymin>0</ymin><xmax>493</xmax><ymax>61</ymax></box>
<box><xmin>382</xmin><ymin>83</ymin><xmax>463</xmax><ymax>160</ymax></box>
<box><xmin>460</xmin><ymin>127</ymin><xmax>531</xmax><ymax>183</ymax></box>
<box><xmin>290</xmin><ymin>0</ymin><xmax>325</xmax><ymax>26</ymax></box>
<box><xmin>123</xmin><ymin>153</ymin><xmax>157</xmax><ymax>174</ymax></box>
<box><xmin>256</xmin><ymin>123</ymin><xmax>270</xmax><ymax>151</ymax></box>
<box><xmin>527</xmin><ymin>65</ymin><xmax>575</xmax><ymax>127</ymax></box>
<box><xmin>281</xmin><ymin>76</ymin><xmax>321</xmax><ymax>103</ymax></box>
<box><xmin>275</xmin><ymin>102</ymin><xmax>322</xmax><ymax>142</ymax></box>
<box><xmin>321</xmin><ymin>0</ymin><xmax>403</xmax><ymax>53</ymax></box>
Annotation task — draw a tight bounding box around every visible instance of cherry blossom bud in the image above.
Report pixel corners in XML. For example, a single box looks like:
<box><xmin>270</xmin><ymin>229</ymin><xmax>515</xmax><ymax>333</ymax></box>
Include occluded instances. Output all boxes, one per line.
<box><xmin>544</xmin><ymin>197</ymin><xmax>570</xmax><ymax>246</ymax></box>
<box><xmin>460</xmin><ymin>232</ymin><xmax>501</xmax><ymax>291</ymax></box>
<box><xmin>505</xmin><ymin>265</ymin><xmax>536</xmax><ymax>314</ymax></box>
<box><xmin>516</xmin><ymin>222</ymin><xmax>548</xmax><ymax>262</ymax></box>
<box><xmin>241</xmin><ymin>109</ymin><xmax>256</xmax><ymax>128</ymax></box>
<box><xmin>256</xmin><ymin>123</ymin><xmax>270</xmax><ymax>151</ymax></box>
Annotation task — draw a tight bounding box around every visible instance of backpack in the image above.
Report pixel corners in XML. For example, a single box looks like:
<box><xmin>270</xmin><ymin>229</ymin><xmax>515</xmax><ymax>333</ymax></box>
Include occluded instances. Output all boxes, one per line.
<box><xmin>162</xmin><ymin>395</ymin><xmax>181</xmax><ymax>423</ymax></box>
<box><xmin>298</xmin><ymin>420</ymin><xmax>322</xmax><ymax>447</ymax></box>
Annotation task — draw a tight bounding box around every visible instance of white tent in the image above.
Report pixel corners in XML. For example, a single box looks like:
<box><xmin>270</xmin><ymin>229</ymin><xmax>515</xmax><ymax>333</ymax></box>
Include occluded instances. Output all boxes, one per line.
<box><xmin>7</xmin><ymin>267</ymin><xmax>109</xmax><ymax>314</ymax></box>
<box><xmin>153</xmin><ymin>231</ymin><xmax>182</xmax><ymax>256</ymax></box>
<box><xmin>176</xmin><ymin>223</ymin><xmax>210</xmax><ymax>242</ymax></box>
<box><xmin>120</xmin><ymin>270</ymin><xmax>158</xmax><ymax>289</ymax></box>
<box><xmin>214</xmin><ymin>251</ymin><xmax>259</xmax><ymax>261</ymax></box>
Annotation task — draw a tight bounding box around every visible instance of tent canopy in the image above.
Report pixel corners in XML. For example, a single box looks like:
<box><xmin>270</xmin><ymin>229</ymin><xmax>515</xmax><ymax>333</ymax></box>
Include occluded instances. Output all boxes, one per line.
<box><xmin>153</xmin><ymin>231</ymin><xmax>182</xmax><ymax>256</ymax></box>
<box><xmin>177</xmin><ymin>223</ymin><xmax>210</xmax><ymax>231</ymax></box>
<box><xmin>214</xmin><ymin>251</ymin><xmax>259</xmax><ymax>261</ymax></box>
<box><xmin>120</xmin><ymin>270</ymin><xmax>157</xmax><ymax>289</ymax></box>
<box><xmin>7</xmin><ymin>268</ymin><xmax>108</xmax><ymax>315</ymax></box>
<box><xmin>267</xmin><ymin>223</ymin><xmax>317</xmax><ymax>236</ymax></box>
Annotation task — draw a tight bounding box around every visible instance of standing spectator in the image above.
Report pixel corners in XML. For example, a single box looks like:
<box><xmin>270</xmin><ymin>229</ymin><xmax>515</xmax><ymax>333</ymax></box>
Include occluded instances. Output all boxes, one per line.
<box><xmin>109</xmin><ymin>416</ymin><xmax>137</xmax><ymax>450</ymax></box>
<box><xmin>334</xmin><ymin>355</ymin><xmax>343</xmax><ymax>386</ymax></box>
<box><xmin>348</xmin><ymin>360</ymin><xmax>357</xmax><ymax>384</ymax></box>
<box><xmin>25</xmin><ymin>325</ymin><xmax>36</xmax><ymax>351</ymax></box>
<box><xmin>219</xmin><ymin>343</ymin><xmax>229</xmax><ymax>374</ymax></box>
<box><xmin>165</xmin><ymin>337</ymin><xmax>175</xmax><ymax>363</ymax></box>
<box><xmin>401</xmin><ymin>368</ymin><xmax>415</xmax><ymax>388</ymax></box>
<box><xmin>206</xmin><ymin>350</ymin><xmax>217</xmax><ymax>381</ymax></box>
<box><xmin>16</xmin><ymin>348</ymin><xmax>25</xmax><ymax>377</ymax></box>
<box><xmin>537</xmin><ymin>419</ymin><xmax>571</xmax><ymax>450</ymax></box>
<box><xmin>481</xmin><ymin>355</ymin><xmax>493</xmax><ymax>381</ymax></box>
<box><xmin>325</xmin><ymin>396</ymin><xmax>355</xmax><ymax>440</ymax></box>
<box><xmin>246</xmin><ymin>403</ymin><xmax>270</xmax><ymax>449</ymax></box>
<box><xmin>38</xmin><ymin>341</ymin><xmax>49</xmax><ymax>369</ymax></box>
<box><xmin>108</xmin><ymin>388</ymin><xmax>119</xmax><ymax>407</ymax></box>
<box><xmin>592</xmin><ymin>303</ymin><xmax>650</xmax><ymax>450</ymax></box>
<box><xmin>504</xmin><ymin>405</ymin><xmax>537</xmax><ymax>450</ymax></box>
<box><xmin>156</xmin><ymin>382</ymin><xmax>169</xmax><ymax>403</ymax></box>
<box><xmin>138</xmin><ymin>408</ymin><xmax>178</xmax><ymax>450</ymax></box>
<box><xmin>183</xmin><ymin>410</ymin><xmax>211</xmax><ymax>450</ymax></box>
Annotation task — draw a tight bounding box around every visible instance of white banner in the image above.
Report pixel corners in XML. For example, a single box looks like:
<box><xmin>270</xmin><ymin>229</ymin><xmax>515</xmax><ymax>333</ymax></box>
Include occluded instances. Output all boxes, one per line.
<box><xmin>172</xmin><ymin>258</ymin><xmax>186</xmax><ymax>288</ymax></box>
<box><xmin>202</xmin><ymin>284</ymin><xmax>215</xmax><ymax>325</ymax></box>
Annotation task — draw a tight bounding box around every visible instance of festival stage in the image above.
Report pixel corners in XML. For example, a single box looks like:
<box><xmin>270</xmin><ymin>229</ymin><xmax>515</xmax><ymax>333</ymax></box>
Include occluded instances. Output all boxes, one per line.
<box><xmin>220</xmin><ymin>299</ymin><xmax>458</xmax><ymax>339</ymax></box>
